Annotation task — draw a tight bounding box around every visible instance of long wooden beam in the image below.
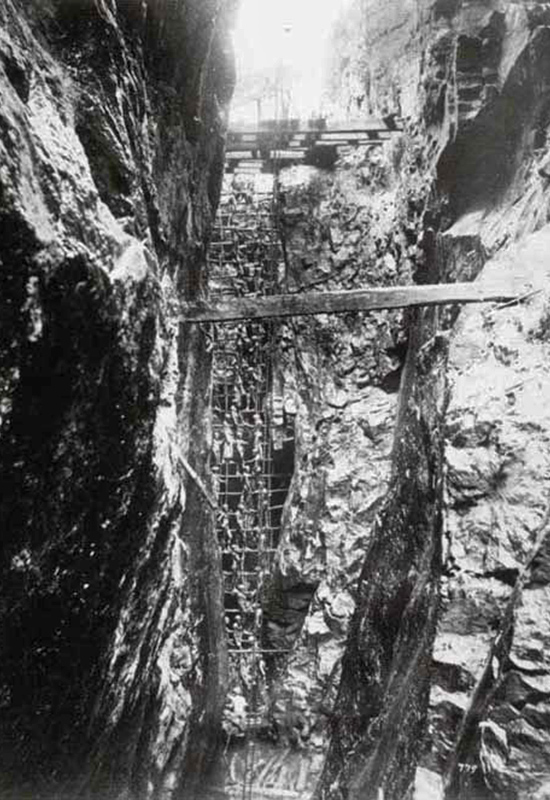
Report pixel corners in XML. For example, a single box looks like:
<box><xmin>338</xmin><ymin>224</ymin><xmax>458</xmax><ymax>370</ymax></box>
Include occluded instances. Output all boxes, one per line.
<box><xmin>228</xmin><ymin>126</ymin><xmax>390</xmax><ymax>139</ymax></box>
<box><xmin>180</xmin><ymin>283</ymin><xmax>517</xmax><ymax>324</ymax></box>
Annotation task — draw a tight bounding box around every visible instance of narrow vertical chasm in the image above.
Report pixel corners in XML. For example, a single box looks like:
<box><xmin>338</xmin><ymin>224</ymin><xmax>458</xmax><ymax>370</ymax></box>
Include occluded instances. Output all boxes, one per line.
<box><xmin>206</xmin><ymin>175</ymin><xmax>308</xmax><ymax>795</ymax></box>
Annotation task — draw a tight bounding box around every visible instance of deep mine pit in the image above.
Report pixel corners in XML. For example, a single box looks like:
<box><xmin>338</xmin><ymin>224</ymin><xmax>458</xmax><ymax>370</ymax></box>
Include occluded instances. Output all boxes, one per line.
<box><xmin>2</xmin><ymin>1</ymin><xmax>550</xmax><ymax>800</ymax></box>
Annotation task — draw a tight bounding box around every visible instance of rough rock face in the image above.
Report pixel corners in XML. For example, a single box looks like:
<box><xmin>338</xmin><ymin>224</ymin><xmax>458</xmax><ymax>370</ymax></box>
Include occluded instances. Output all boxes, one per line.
<box><xmin>313</xmin><ymin>1</ymin><xmax>550</xmax><ymax>798</ymax></box>
<box><xmin>0</xmin><ymin>1</ymin><xmax>234</xmax><ymax>798</ymax></box>
<box><xmin>440</xmin><ymin>230</ymin><xmax>550</xmax><ymax>800</ymax></box>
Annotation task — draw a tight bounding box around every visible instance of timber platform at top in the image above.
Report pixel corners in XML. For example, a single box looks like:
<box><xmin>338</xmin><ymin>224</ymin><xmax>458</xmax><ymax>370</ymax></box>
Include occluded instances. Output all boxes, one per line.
<box><xmin>225</xmin><ymin>116</ymin><xmax>402</xmax><ymax>172</ymax></box>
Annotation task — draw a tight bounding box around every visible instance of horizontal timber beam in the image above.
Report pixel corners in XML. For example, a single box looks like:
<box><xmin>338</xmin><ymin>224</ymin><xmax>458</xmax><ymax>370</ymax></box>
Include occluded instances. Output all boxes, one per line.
<box><xmin>180</xmin><ymin>283</ymin><xmax>518</xmax><ymax>324</ymax></box>
<box><xmin>228</xmin><ymin>127</ymin><xmax>390</xmax><ymax>139</ymax></box>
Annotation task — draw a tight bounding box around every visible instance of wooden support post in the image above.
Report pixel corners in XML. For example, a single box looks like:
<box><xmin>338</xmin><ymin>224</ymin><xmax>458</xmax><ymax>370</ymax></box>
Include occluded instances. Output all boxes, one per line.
<box><xmin>180</xmin><ymin>283</ymin><xmax>518</xmax><ymax>324</ymax></box>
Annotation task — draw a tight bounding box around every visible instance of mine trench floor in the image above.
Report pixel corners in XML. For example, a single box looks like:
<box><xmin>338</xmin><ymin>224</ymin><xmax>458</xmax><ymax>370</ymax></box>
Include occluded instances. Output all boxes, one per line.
<box><xmin>200</xmin><ymin>742</ymin><xmax>322</xmax><ymax>800</ymax></box>
<box><xmin>204</xmin><ymin>788</ymin><xmax>309</xmax><ymax>799</ymax></box>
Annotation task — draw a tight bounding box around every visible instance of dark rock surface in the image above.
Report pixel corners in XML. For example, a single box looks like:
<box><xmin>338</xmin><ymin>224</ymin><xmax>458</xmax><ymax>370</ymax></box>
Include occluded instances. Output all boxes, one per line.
<box><xmin>0</xmin><ymin>1</ymin><xmax>234</xmax><ymax>798</ymax></box>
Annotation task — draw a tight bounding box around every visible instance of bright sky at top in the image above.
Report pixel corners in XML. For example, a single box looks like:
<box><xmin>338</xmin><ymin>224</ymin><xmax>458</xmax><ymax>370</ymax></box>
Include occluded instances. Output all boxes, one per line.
<box><xmin>231</xmin><ymin>0</ymin><xmax>352</xmax><ymax>122</ymax></box>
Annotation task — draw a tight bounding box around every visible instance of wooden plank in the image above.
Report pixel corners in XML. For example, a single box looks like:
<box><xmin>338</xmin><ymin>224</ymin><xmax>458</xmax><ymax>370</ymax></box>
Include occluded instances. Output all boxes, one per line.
<box><xmin>228</xmin><ymin>127</ymin><xmax>390</xmax><ymax>141</ymax></box>
<box><xmin>320</xmin><ymin>132</ymin><xmax>380</xmax><ymax>141</ymax></box>
<box><xmin>335</xmin><ymin>142</ymin><xmax>383</xmax><ymax>151</ymax></box>
<box><xmin>228</xmin><ymin>119</ymin><xmax>387</xmax><ymax>133</ymax></box>
<box><xmin>269</xmin><ymin>150</ymin><xmax>306</xmax><ymax>159</ymax></box>
<box><xmin>226</xmin><ymin>150</ymin><xmax>254</xmax><ymax>159</ymax></box>
<box><xmin>180</xmin><ymin>283</ymin><xmax>517</xmax><ymax>324</ymax></box>
<box><xmin>227</xmin><ymin>145</ymin><xmax>309</xmax><ymax>156</ymax></box>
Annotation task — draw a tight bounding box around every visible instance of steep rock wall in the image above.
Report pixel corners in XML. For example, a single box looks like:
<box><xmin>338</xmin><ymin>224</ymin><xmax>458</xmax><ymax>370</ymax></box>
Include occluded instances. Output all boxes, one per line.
<box><xmin>317</xmin><ymin>2</ymin><xmax>550</xmax><ymax>799</ymax></box>
<box><xmin>0</xmin><ymin>2</ymin><xmax>234</xmax><ymax>798</ymax></box>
